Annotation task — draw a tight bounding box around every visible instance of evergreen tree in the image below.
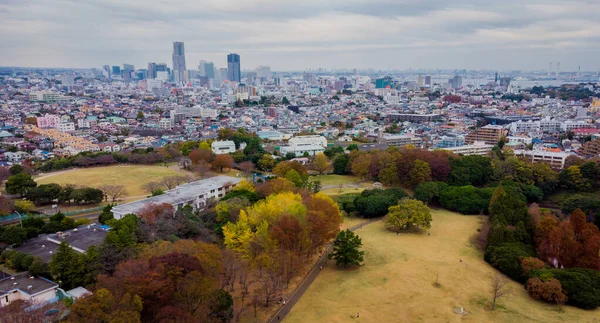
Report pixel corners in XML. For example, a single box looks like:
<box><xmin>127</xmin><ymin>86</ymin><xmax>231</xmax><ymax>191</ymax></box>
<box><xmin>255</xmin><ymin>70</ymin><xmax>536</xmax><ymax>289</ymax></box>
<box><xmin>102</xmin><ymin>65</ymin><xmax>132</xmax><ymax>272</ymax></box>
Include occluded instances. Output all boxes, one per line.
<box><xmin>329</xmin><ymin>229</ymin><xmax>364</xmax><ymax>268</ymax></box>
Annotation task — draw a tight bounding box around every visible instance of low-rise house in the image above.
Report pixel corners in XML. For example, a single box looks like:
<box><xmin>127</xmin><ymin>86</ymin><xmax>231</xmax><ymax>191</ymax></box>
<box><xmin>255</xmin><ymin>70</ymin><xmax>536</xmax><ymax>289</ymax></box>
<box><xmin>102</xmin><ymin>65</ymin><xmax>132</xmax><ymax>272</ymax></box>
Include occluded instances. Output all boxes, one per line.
<box><xmin>0</xmin><ymin>274</ymin><xmax>59</xmax><ymax>308</ymax></box>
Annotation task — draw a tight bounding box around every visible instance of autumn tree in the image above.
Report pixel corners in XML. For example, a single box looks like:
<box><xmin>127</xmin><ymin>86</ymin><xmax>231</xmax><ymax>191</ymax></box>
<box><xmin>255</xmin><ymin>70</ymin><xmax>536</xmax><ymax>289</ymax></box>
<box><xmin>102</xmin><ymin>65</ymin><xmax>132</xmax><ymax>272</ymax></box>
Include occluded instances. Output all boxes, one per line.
<box><xmin>256</xmin><ymin>178</ymin><xmax>296</xmax><ymax>197</ymax></box>
<box><xmin>385</xmin><ymin>198</ymin><xmax>432</xmax><ymax>232</ymax></box>
<box><xmin>238</xmin><ymin>161</ymin><xmax>255</xmax><ymax>177</ymax></box>
<box><xmin>213</xmin><ymin>154</ymin><xmax>234</xmax><ymax>173</ymax></box>
<box><xmin>329</xmin><ymin>229</ymin><xmax>364</xmax><ymax>268</ymax></box>
<box><xmin>273</xmin><ymin>161</ymin><xmax>308</xmax><ymax>179</ymax></box>
<box><xmin>406</xmin><ymin>160</ymin><xmax>432</xmax><ymax>188</ymax></box>
<box><xmin>351</xmin><ymin>152</ymin><xmax>371</xmax><ymax>179</ymax></box>
<box><xmin>312</xmin><ymin>153</ymin><xmax>330</xmax><ymax>175</ymax></box>
<box><xmin>526</xmin><ymin>277</ymin><xmax>568</xmax><ymax>306</ymax></box>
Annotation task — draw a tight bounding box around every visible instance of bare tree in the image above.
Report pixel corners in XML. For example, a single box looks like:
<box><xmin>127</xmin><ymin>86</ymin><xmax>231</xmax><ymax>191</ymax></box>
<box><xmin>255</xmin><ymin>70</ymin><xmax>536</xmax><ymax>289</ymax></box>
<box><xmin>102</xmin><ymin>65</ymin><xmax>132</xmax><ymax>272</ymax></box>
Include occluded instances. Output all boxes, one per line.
<box><xmin>235</xmin><ymin>260</ymin><xmax>251</xmax><ymax>322</ymax></box>
<box><xmin>161</xmin><ymin>176</ymin><xmax>181</xmax><ymax>190</ymax></box>
<box><xmin>142</xmin><ymin>181</ymin><xmax>164</xmax><ymax>194</ymax></box>
<box><xmin>489</xmin><ymin>273</ymin><xmax>511</xmax><ymax>310</ymax></box>
<box><xmin>106</xmin><ymin>185</ymin><xmax>127</xmax><ymax>202</ymax></box>
<box><xmin>220</xmin><ymin>250</ymin><xmax>240</xmax><ymax>292</ymax></box>
<box><xmin>238</xmin><ymin>161</ymin><xmax>255</xmax><ymax>178</ymax></box>
<box><xmin>98</xmin><ymin>184</ymin><xmax>111</xmax><ymax>201</ymax></box>
<box><xmin>195</xmin><ymin>160</ymin><xmax>212</xmax><ymax>179</ymax></box>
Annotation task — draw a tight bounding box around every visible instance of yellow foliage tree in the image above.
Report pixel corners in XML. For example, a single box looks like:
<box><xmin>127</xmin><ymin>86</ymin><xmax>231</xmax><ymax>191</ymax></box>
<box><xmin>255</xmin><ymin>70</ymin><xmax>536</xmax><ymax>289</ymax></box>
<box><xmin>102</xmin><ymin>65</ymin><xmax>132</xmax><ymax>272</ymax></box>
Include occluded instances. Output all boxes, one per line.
<box><xmin>233</xmin><ymin>179</ymin><xmax>255</xmax><ymax>192</ymax></box>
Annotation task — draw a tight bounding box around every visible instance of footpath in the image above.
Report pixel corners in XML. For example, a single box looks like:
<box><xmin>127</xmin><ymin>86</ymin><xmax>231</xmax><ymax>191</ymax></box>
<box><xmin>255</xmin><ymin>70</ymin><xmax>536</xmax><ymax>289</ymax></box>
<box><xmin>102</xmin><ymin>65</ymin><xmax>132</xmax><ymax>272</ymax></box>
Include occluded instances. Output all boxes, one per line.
<box><xmin>267</xmin><ymin>217</ymin><xmax>380</xmax><ymax>323</ymax></box>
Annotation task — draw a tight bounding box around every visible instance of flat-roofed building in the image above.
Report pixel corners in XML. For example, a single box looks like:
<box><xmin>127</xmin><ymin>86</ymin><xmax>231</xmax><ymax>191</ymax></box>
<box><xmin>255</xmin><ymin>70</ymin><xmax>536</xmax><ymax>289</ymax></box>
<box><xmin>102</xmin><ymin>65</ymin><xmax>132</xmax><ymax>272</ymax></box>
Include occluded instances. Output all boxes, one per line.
<box><xmin>513</xmin><ymin>150</ymin><xmax>570</xmax><ymax>170</ymax></box>
<box><xmin>0</xmin><ymin>274</ymin><xmax>59</xmax><ymax>308</ymax></box>
<box><xmin>582</xmin><ymin>138</ymin><xmax>600</xmax><ymax>158</ymax></box>
<box><xmin>211</xmin><ymin>140</ymin><xmax>236</xmax><ymax>155</ymax></box>
<box><xmin>387</xmin><ymin>113</ymin><xmax>442</xmax><ymax>123</ymax></box>
<box><xmin>436</xmin><ymin>141</ymin><xmax>493</xmax><ymax>156</ymax></box>
<box><xmin>111</xmin><ymin>176</ymin><xmax>241</xmax><ymax>219</ymax></box>
<box><xmin>381</xmin><ymin>134</ymin><xmax>422</xmax><ymax>148</ymax></box>
<box><xmin>465</xmin><ymin>125</ymin><xmax>505</xmax><ymax>145</ymax></box>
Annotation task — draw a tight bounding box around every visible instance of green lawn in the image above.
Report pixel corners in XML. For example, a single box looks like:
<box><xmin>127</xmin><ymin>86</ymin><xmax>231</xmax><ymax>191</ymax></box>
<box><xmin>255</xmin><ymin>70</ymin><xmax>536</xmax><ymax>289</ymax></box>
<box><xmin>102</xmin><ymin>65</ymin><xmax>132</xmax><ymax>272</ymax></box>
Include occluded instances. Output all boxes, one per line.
<box><xmin>36</xmin><ymin>165</ymin><xmax>189</xmax><ymax>197</ymax></box>
<box><xmin>285</xmin><ymin>209</ymin><xmax>600</xmax><ymax>323</ymax></box>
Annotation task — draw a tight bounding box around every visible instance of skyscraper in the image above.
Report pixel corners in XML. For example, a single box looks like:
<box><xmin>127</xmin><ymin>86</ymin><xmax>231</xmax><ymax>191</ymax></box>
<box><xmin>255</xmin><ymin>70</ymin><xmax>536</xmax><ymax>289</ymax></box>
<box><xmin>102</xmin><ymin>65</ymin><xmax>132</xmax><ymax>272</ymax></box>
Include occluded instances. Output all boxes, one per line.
<box><xmin>172</xmin><ymin>41</ymin><xmax>186</xmax><ymax>85</ymax></box>
<box><xmin>147</xmin><ymin>62</ymin><xmax>157</xmax><ymax>79</ymax></box>
<box><xmin>198</xmin><ymin>60</ymin><xmax>216</xmax><ymax>79</ymax></box>
<box><xmin>227</xmin><ymin>53</ymin><xmax>241</xmax><ymax>82</ymax></box>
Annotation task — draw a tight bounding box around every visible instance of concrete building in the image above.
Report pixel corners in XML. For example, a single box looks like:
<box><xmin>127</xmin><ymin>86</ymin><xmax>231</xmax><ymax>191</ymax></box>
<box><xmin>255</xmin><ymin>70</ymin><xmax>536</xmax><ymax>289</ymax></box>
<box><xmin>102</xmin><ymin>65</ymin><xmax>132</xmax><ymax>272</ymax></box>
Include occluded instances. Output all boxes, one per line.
<box><xmin>0</xmin><ymin>275</ymin><xmax>59</xmax><ymax>308</ymax></box>
<box><xmin>465</xmin><ymin>125</ymin><xmax>505</xmax><ymax>145</ymax></box>
<box><xmin>37</xmin><ymin>114</ymin><xmax>60</xmax><ymax>128</ymax></box>
<box><xmin>288</xmin><ymin>135</ymin><xmax>328</xmax><ymax>148</ymax></box>
<box><xmin>111</xmin><ymin>176</ymin><xmax>241</xmax><ymax>219</ymax></box>
<box><xmin>387</xmin><ymin>113</ymin><xmax>442</xmax><ymax>123</ymax></box>
<box><xmin>211</xmin><ymin>140</ymin><xmax>236</xmax><ymax>155</ymax></box>
<box><xmin>513</xmin><ymin>150</ymin><xmax>570</xmax><ymax>170</ymax></box>
<box><xmin>381</xmin><ymin>134</ymin><xmax>422</xmax><ymax>148</ymax></box>
<box><xmin>437</xmin><ymin>141</ymin><xmax>494</xmax><ymax>156</ymax></box>
<box><xmin>56</xmin><ymin>122</ymin><xmax>75</xmax><ymax>132</ymax></box>
<box><xmin>582</xmin><ymin>138</ymin><xmax>600</xmax><ymax>157</ymax></box>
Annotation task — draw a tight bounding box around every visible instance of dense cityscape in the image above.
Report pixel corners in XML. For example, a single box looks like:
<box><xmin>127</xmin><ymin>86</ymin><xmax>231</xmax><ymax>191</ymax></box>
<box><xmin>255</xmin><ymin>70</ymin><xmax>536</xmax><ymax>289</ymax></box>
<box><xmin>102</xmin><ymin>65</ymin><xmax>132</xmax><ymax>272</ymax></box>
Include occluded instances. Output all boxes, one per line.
<box><xmin>1</xmin><ymin>1</ymin><xmax>600</xmax><ymax>322</ymax></box>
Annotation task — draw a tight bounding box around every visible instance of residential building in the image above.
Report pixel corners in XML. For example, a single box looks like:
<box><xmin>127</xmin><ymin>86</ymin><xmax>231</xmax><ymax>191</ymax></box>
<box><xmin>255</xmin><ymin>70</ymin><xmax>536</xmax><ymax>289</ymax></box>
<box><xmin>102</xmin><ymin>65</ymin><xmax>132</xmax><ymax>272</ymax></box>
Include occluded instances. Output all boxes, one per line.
<box><xmin>465</xmin><ymin>125</ymin><xmax>505</xmax><ymax>145</ymax></box>
<box><xmin>437</xmin><ymin>141</ymin><xmax>493</xmax><ymax>156</ymax></box>
<box><xmin>387</xmin><ymin>113</ymin><xmax>442</xmax><ymax>123</ymax></box>
<box><xmin>513</xmin><ymin>150</ymin><xmax>570</xmax><ymax>170</ymax></box>
<box><xmin>381</xmin><ymin>134</ymin><xmax>422</xmax><ymax>148</ymax></box>
<box><xmin>111</xmin><ymin>176</ymin><xmax>241</xmax><ymax>219</ymax></box>
<box><xmin>56</xmin><ymin>122</ymin><xmax>75</xmax><ymax>132</ymax></box>
<box><xmin>288</xmin><ymin>135</ymin><xmax>328</xmax><ymax>148</ymax></box>
<box><xmin>37</xmin><ymin>114</ymin><xmax>60</xmax><ymax>128</ymax></box>
<box><xmin>582</xmin><ymin>138</ymin><xmax>600</xmax><ymax>157</ymax></box>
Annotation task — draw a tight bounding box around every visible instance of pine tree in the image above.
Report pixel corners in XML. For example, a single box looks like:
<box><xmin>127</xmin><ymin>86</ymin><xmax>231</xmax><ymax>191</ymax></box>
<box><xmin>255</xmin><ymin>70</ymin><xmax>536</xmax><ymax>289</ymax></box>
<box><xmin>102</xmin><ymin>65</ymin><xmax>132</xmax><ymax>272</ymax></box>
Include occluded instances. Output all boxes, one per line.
<box><xmin>329</xmin><ymin>229</ymin><xmax>364</xmax><ymax>268</ymax></box>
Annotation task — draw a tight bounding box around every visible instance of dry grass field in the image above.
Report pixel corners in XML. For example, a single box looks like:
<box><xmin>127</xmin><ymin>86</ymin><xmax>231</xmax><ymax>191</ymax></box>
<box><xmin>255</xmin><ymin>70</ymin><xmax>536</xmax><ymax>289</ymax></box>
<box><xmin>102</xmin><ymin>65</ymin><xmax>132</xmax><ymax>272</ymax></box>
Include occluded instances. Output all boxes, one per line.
<box><xmin>36</xmin><ymin>165</ymin><xmax>188</xmax><ymax>197</ymax></box>
<box><xmin>285</xmin><ymin>209</ymin><xmax>600</xmax><ymax>323</ymax></box>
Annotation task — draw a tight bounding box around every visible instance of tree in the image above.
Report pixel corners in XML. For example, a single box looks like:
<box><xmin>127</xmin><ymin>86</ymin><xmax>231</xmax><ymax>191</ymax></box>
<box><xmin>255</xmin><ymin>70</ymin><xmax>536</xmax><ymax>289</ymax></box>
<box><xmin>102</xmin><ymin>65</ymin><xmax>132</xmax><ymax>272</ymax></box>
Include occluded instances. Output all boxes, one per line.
<box><xmin>13</xmin><ymin>200</ymin><xmax>35</xmax><ymax>213</ymax></box>
<box><xmin>414</xmin><ymin>182</ymin><xmax>448</xmax><ymax>205</ymax></box>
<box><xmin>238</xmin><ymin>161</ymin><xmax>255</xmax><ymax>177</ymax></box>
<box><xmin>312</xmin><ymin>153</ymin><xmax>330</xmax><ymax>175</ymax></box>
<box><xmin>49</xmin><ymin>241</ymin><xmax>85</xmax><ymax>290</ymax></box>
<box><xmin>333</xmin><ymin>154</ymin><xmax>349</xmax><ymax>175</ymax></box>
<box><xmin>284</xmin><ymin>169</ymin><xmax>303</xmax><ymax>187</ymax></box>
<box><xmin>489</xmin><ymin>273</ymin><xmax>511</xmax><ymax>310</ymax></box>
<box><xmin>273</xmin><ymin>161</ymin><xmax>308</xmax><ymax>179</ymax></box>
<box><xmin>137</xmin><ymin>110</ymin><xmax>145</xmax><ymax>119</ymax></box>
<box><xmin>385</xmin><ymin>199</ymin><xmax>432</xmax><ymax>232</ymax></box>
<box><xmin>329</xmin><ymin>229</ymin><xmax>364</xmax><ymax>268</ymax></box>
<box><xmin>407</xmin><ymin>160</ymin><xmax>432</xmax><ymax>188</ymax></box>
<box><xmin>257</xmin><ymin>154</ymin><xmax>275</xmax><ymax>171</ymax></box>
<box><xmin>99</xmin><ymin>185</ymin><xmax>127</xmax><ymax>202</ymax></box>
<box><xmin>351</xmin><ymin>153</ymin><xmax>371</xmax><ymax>179</ymax></box>
<box><xmin>5</xmin><ymin>173</ymin><xmax>37</xmax><ymax>196</ymax></box>
<box><xmin>142</xmin><ymin>181</ymin><xmax>163</xmax><ymax>195</ymax></box>
<box><xmin>213</xmin><ymin>154</ymin><xmax>233</xmax><ymax>173</ymax></box>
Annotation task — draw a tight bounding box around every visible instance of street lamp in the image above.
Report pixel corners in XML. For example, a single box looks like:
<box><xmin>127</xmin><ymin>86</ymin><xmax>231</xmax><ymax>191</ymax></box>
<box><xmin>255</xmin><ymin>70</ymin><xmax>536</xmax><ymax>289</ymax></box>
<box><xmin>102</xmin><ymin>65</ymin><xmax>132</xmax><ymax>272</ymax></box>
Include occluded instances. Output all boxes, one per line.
<box><xmin>14</xmin><ymin>210</ymin><xmax>23</xmax><ymax>228</ymax></box>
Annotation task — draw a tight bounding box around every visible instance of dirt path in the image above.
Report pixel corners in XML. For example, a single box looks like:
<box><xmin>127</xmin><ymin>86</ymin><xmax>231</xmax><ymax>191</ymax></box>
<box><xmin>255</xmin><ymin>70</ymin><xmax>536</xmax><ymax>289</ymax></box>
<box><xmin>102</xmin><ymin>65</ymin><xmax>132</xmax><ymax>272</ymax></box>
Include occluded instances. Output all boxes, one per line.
<box><xmin>267</xmin><ymin>218</ymin><xmax>381</xmax><ymax>323</ymax></box>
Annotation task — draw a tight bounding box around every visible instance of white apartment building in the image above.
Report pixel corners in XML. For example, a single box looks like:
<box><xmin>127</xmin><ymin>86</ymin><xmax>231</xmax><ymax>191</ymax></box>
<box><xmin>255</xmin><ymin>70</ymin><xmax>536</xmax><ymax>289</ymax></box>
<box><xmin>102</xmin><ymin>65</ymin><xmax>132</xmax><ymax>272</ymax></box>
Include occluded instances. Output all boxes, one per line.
<box><xmin>507</xmin><ymin>136</ymin><xmax>533</xmax><ymax>145</ymax></box>
<box><xmin>561</xmin><ymin>120</ymin><xmax>590</xmax><ymax>132</ymax></box>
<box><xmin>56</xmin><ymin>122</ymin><xmax>75</xmax><ymax>132</ymax></box>
<box><xmin>513</xmin><ymin>150</ymin><xmax>570</xmax><ymax>170</ymax></box>
<box><xmin>201</xmin><ymin>108</ymin><xmax>217</xmax><ymax>119</ymax></box>
<box><xmin>159</xmin><ymin>118</ymin><xmax>172</xmax><ymax>130</ymax></box>
<box><xmin>381</xmin><ymin>134</ymin><xmax>422</xmax><ymax>148</ymax></box>
<box><xmin>436</xmin><ymin>141</ymin><xmax>493</xmax><ymax>156</ymax></box>
<box><xmin>211</xmin><ymin>140</ymin><xmax>236</xmax><ymax>155</ymax></box>
<box><xmin>539</xmin><ymin>119</ymin><xmax>561</xmax><ymax>132</ymax></box>
<box><xmin>147</xmin><ymin>79</ymin><xmax>163</xmax><ymax>91</ymax></box>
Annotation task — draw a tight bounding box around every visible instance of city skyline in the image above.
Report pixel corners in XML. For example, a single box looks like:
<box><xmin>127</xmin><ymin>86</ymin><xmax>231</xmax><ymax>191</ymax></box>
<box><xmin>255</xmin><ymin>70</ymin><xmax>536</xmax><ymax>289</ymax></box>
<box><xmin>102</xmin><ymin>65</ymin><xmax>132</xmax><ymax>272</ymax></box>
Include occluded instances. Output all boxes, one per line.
<box><xmin>1</xmin><ymin>1</ymin><xmax>600</xmax><ymax>71</ymax></box>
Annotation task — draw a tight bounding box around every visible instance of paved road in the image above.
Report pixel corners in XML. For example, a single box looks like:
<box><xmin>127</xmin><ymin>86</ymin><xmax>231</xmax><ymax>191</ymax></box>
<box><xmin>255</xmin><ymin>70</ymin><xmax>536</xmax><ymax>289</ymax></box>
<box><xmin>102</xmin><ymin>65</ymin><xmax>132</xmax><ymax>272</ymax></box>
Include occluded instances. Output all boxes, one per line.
<box><xmin>267</xmin><ymin>218</ymin><xmax>381</xmax><ymax>323</ymax></box>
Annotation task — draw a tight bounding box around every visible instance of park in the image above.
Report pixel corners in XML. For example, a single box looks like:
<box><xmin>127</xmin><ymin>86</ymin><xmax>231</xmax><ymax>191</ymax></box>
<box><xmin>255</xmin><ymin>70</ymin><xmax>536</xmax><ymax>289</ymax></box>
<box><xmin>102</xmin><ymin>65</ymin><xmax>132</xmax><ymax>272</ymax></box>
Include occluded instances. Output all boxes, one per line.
<box><xmin>285</xmin><ymin>209</ymin><xmax>600</xmax><ymax>323</ymax></box>
<box><xmin>35</xmin><ymin>165</ymin><xmax>189</xmax><ymax>198</ymax></box>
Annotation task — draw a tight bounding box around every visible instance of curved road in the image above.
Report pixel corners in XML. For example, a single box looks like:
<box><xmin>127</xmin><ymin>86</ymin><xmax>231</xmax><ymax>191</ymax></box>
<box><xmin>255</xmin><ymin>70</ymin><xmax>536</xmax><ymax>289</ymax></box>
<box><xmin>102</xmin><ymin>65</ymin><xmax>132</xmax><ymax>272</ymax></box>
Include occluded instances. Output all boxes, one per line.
<box><xmin>267</xmin><ymin>218</ymin><xmax>381</xmax><ymax>323</ymax></box>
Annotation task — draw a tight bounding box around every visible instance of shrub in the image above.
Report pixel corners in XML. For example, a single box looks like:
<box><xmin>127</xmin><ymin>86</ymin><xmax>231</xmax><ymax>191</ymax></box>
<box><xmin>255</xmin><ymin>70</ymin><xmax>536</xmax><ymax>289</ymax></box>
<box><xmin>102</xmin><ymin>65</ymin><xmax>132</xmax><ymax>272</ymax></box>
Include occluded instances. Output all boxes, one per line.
<box><xmin>354</xmin><ymin>188</ymin><xmax>408</xmax><ymax>218</ymax></box>
<box><xmin>526</xmin><ymin>277</ymin><xmax>568</xmax><ymax>304</ymax></box>
<box><xmin>529</xmin><ymin>268</ymin><xmax>600</xmax><ymax>309</ymax></box>
<box><xmin>484</xmin><ymin>242</ymin><xmax>535</xmax><ymax>283</ymax></box>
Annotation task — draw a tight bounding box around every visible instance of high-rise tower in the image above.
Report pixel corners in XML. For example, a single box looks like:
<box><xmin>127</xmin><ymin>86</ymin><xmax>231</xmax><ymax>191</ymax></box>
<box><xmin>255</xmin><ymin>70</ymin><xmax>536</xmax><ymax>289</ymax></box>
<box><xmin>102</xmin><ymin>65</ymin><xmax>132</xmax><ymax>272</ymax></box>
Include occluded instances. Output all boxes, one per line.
<box><xmin>227</xmin><ymin>53</ymin><xmax>241</xmax><ymax>82</ymax></box>
<box><xmin>172</xmin><ymin>42</ymin><xmax>187</xmax><ymax>85</ymax></box>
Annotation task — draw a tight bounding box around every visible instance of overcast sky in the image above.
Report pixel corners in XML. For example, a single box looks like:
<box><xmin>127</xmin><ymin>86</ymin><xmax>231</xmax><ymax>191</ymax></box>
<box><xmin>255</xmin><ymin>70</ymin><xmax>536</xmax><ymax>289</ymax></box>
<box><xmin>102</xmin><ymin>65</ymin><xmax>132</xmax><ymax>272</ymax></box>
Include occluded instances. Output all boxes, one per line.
<box><xmin>1</xmin><ymin>0</ymin><xmax>599</xmax><ymax>71</ymax></box>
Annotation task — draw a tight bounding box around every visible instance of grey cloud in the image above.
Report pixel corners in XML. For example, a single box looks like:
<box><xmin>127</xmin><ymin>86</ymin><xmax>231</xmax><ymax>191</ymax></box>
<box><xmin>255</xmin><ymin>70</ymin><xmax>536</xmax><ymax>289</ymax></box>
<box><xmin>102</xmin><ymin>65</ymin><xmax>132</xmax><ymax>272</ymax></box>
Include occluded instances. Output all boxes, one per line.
<box><xmin>0</xmin><ymin>0</ymin><xmax>598</xmax><ymax>71</ymax></box>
